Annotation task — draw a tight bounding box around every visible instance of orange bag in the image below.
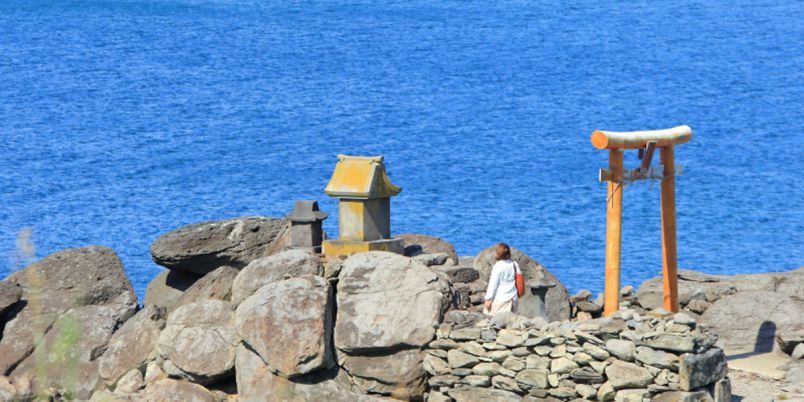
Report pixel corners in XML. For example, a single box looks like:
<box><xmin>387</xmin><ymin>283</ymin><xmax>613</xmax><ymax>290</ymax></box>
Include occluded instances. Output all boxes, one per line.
<box><xmin>514</xmin><ymin>262</ymin><xmax>525</xmax><ymax>297</ymax></box>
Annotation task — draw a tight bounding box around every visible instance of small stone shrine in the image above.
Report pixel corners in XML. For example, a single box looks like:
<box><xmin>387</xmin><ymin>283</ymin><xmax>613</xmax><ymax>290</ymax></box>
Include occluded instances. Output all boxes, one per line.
<box><xmin>322</xmin><ymin>154</ymin><xmax>404</xmax><ymax>256</ymax></box>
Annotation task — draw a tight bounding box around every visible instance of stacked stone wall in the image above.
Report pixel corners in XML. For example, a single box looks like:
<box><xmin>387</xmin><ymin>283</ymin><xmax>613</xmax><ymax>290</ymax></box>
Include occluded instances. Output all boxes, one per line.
<box><xmin>424</xmin><ymin>310</ymin><xmax>731</xmax><ymax>402</ymax></box>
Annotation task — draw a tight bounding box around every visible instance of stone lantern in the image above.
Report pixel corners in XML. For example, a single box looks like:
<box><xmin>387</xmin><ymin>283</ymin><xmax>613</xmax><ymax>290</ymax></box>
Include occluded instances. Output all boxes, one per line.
<box><xmin>322</xmin><ymin>154</ymin><xmax>404</xmax><ymax>256</ymax></box>
<box><xmin>287</xmin><ymin>200</ymin><xmax>328</xmax><ymax>251</ymax></box>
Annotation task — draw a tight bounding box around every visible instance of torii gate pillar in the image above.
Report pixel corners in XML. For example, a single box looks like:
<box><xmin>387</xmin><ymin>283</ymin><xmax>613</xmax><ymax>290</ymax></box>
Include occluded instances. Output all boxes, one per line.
<box><xmin>592</xmin><ymin>125</ymin><xmax>691</xmax><ymax>316</ymax></box>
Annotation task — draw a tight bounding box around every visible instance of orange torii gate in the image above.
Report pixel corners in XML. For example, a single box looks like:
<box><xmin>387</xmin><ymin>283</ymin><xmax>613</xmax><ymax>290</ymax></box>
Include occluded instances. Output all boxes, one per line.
<box><xmin>590</xmin><ymin>125</ymin><xmax>692</xmax><ymax>316</ymax></box>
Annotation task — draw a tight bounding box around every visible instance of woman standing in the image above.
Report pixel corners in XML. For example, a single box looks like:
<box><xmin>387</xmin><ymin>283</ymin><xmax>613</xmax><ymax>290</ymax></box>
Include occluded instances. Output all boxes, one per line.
<box><xmin>483</xmin><ymin>243</ymin><xmax>522</xmax><ymax>315</ymax></box>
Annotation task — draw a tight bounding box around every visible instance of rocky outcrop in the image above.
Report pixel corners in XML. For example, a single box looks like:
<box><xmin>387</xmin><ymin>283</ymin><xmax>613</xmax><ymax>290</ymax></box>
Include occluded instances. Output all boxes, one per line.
<box><xmin>157</xmin><ymin>300</ymin><xmax>239</xmax><ymax>384</ymax></box>
<box><xmin>335</xmin><ymin>252</ymin><xmax>450</xmax><ymax>353</ymax></box>
<box><xmin>399</xmin><ymin>233</ymin><xmax>459</xmax><ymax>265</ymax></box>
<box><xmin>474</xmin><ymin>245</ymin><xmax>571</xmax><ymax>322</ymax></box>
<box><xmin>231</xmin><ymin>248</ymin><xmax>323</xmax><ymax>305</ymax></box>
<box><xmin>424</xmin><ymin>309</ymin><xmax>730</xmax><ymax>401</ymax></box>
<box><xmin>98</xmin><ymin>305</ymin><xmax>167</xmax><ymax>388</ymax></box>
<box><xmin>0</xmin><ymin>246</ymin><xmax>137</xmax><ymax>376</ymax></box>
<box><xmin>236</xmin><ymin>275</ymin><xmax>334</xmax><ymax>377</ymax></box>
<box><xmin>0</xmin><ymin>281</ymin><xmax>22</xmax><ymax>317</ymax></box>
<box><xmin>144</xmin><ymin>269</ymin><xmax>201</xmax><ymax>312</ymax></box>
<box><xmin>150</xmin><ymin>216</ymin><xmax>289</xmax><ymax>274</ymax></box>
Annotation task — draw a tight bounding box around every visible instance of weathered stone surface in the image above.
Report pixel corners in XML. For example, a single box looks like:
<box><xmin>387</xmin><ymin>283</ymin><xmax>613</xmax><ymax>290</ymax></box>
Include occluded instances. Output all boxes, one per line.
<box><xmin>604</xmin><ymin>361</ymin><xmax>653</xmax><ymax>390</ymax></box>
<box><xmin>640</xmin><ymin>334</ymin><xmax>696</xmax><ymax>353</ymax></box>
<box><xmin>0</xmin><ymin>281</ymin><xmax>22</xmax><ymax>316</ymax></box>
<box><xmin>597</xmin><ymin>382</ymin><xmax>615</xmax><ymax>402</ymax></box>
<box><xmin>399</xmin><ymin>233</ymin><xmax>459</xmax><ymax>264</ymax></box>
<box><xmin>99</xmin><ymin>305</ymin><xmax>167</xmax><ymax>387</ymax></box>
<box><xmin>235</xmin><ymin>345</ymin><xmax>387</xmax><ymax>402</ymax></box>
<box><xmin>633</xmin><ymin>346</ymin><xmax>678</xmax><ymax>370</ymax></box>
<box><xmin>614</xmin><ymin>388</ymin><xmax>650</xmax><ymax>402</ymax></box>
<box><xmin>341</xmin><ymin>349</ymin><xmax>426</xmax><ymax>399</ymax></box>
<box><xmin>550</xmin><ymin>357</ymin><xmax>579</xmax><ymax>374</ymax></box>
<box><xmin>472</xmin><ymin>362</ymin><xmax>502</xmax><ymax>376</ymax></box>
<box><xmin>576</xmin><ymin>383</ymin><xmax>596</xmax><ymax>399</ymax></box>
<box><xmin>335</xmin><ymin>252</ymin><xmax>449</xmax><ymax>353</ymax></box>
<box><xmin>116</xmin><ymin>369</ymin><xmax>145</xmax><ymax>394</ymax></box>
<box><xmin>679</xmin><ymin>348</ymin><xmax>727</xmax><ymax>391</ymax></box>
<box><xmin>232</xmin><ymin>248</ymin><xmax>323</xmax><ymax>305</ymax></box>
<box><xmin>144</xmin><ymin>378</ymin><xmax>217</xmax><ymax>402</ymax></box>
<box><xmin>792</xmin><ymin>343</ymin><xmax>804</xmax><ymax>360</ymax></box>
<box><xmin>713</xmin><ymin>378</ymin><xmax>731</xmax><ymax>402</ymax></box>
<box><xmin>177</xmin><ymin>265</ymin><xmax>238</xmax><ymax>305</ymax></box>
<box><xmin>424</xmin><ymin>354</ymin><xmax>452</xmax><ymax>376</ymax></box>
<box><xmin>702</xmin><ymin>290</ymin><xmax>804</xmax><ymax>352</ymax></box>
<box><xmin>0</xmin><ymin>246</ymin><xmax>137</xmax><ymax>375</ymax></box>
<box><xmin>413</xmin><ymin>253</ymin><xmax>450</xmax><ymax>266</ymax></box>
<box><xmin>150</xmin><ymin>216</ymin><xmax>289</xmax><ymax>274</ymax></box>
<box><xmin>448</xmin><ymin>386</ymin><xmax>522</xmax><ymax>402</ymax></box>
<box><xmin>653</xmin><ymin>390</ymin><xmax>712</xmax><ymax>402</ymax></box>
<box><xmin>157</xmin><ymin>300</ymin><xmax>239</xmax><ymax>384</ymax></box>
<box><xmin>0</xmin><ymin>375</ymin><xmax>32</xmax><ymax>402</ymax></box>
<box><xmin>516</xmin><ymin>369</ymin><xmax>549</xmax><ymax>389</ymax></box>
<box><xmin>144</xmin><ymin>269</ymin><xmax>201</xmax><ymax>312</ymax></box>
<box><xmin>605</xmin><ymin>339</ymin><xmax>635</xmax><ymax>361</ymax></box>
<box><xmin>474</xmin><ymin>245</ymin><xmax>571</xmax><ymax>322</ymax></box>
<box><xmin>777</xmin><ymin>331</ymin><xmax>804</xmax><ymax>355</ymax></box>
<box><xmin>10</xmin><ymin>303</ymin><xmax>133</xmax><ymax>400</ymax></box>
<box><xmin>463</xmin><ymin>375</ymin><xmax>491</xmax><ymax>387</ymax></box>
<box><xmin>492</xmin><ymin>375</ymin><xmax>522</xmax><ymax>393</ymax></box>
<box><xmin>448</xmin><ymin>349</ymin><xmax>480</xmax><ymax>368</ymax></box>
<box><xmin>236</xmin><ymin>275</ymin><xmax>333</xmax><ymax>377</ymax></box>
<box><xmin>438</xmin><ymin>266</ymin><xmax>481</xmax><ymax>283</ymax></box>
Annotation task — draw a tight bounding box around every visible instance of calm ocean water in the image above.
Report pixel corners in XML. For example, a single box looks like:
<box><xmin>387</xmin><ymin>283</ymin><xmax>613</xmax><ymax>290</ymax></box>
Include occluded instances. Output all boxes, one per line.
<box><xmin>2</xmin><ymin>0</ymin><xmax>802</xmax><ymax>300</ymax></box>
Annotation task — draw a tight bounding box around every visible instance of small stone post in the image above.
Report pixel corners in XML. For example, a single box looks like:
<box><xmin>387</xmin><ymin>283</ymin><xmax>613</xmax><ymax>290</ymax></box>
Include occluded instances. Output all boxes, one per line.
<box><xmin>287</xmin><ymin>200</ymin><xmax>328</xmax><ymax>251</ymax></box>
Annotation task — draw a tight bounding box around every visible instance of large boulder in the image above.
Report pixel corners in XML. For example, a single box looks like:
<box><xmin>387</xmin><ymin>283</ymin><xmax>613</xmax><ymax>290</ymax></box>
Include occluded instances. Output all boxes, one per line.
<box><xmin>99</xmin><ymin>305</ymin><xmax>167</xmax><ymax>388</ymax></box>
<box><xmin>340</xmin><ymin>349</ymin><xmax>426</xmax><ymax>399</ymax></box>
<box><xmin>231</xmin><ymin>249</ymin><xmax>323</xmax><ymax>305</ymax></box>
<box><xmin>235</xmin><ymin>344</ymin><xmax>388</xmax><ymax>402</ymax></box>
<box><xmin>399</xmin><ymin>233</ymin><xmax>459</xmax><ymax>264</ymax></box>
<box><xmin>10</xmin><ymin>304</ymin><xmax>134</xmax><ymax>400</ymax></box>
<box><xmin>142</xmin><ymin>378</ymin><xmax>217</xmax><ymax>402</ymax></box>
<box><xmin>150</xmin><ymin>216</ymin><xmax>290</xmax><ymax>275</ymax></box>
<box><xmin>474</xmin><ymin>245</ymin><xmax>571</xmax><ymax>322</ymax></box>
<box><xmin>702</xmin><ymin>290</ymin><xmax>804</xmax><ymax>352</ymax></box>
<box><xmin>335</xmin><ymin>252</ymin><xmax>450</xmax><ymax>353</ymax></box>
<box><xmin>144</xmin><ymin>269</ymin><xmax>201</xmax><ymax>312</ymax></box>
<box><xmin>157</xmin><ymin>300</ymin><xmax>239</xmax><ymax>384</ymax></box>
<box><xmin>177</xmin><ymin>265</ymin><xmax>238</xmax><ymax>305</ymax></box>
<box><xmin>0</xmin><ymin>246</ymin><xmax>137</xmax><ymax>375</ymax></box>
<box><xmin>236</xmin><ymin>275</ymin><xmax>334</xmax><ymax>377</ymax></box>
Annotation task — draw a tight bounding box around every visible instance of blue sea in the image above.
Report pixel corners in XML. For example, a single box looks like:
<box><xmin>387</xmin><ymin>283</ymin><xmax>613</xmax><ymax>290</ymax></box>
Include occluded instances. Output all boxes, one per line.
<box><xmin>2</xmin><ymin>0</ymin><xmax>802</xmax><ymax>301</ymax></box>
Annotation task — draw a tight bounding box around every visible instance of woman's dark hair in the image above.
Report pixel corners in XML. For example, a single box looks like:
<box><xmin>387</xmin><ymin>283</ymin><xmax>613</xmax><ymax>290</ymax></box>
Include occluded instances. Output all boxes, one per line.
<box><xmin>495</xmin><ymin>243</ymin><xmax>511</xmax><ymax>260</ymax></box>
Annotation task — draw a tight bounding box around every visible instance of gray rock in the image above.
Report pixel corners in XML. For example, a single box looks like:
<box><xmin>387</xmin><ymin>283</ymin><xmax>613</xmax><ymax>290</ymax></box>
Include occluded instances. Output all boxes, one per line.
<box><xmin>448</xmin><ymin>386</ymin><xmax>522</xmax><ymax>402</ymax></box>
<box><xmin>502</xmin><ymin>357</ymin><xmax>525</xmax><ymax>372</ymax></box>
<box><xmin>423</xmin><ymin>354</ymin><xmax>452</xmax><ymax>376</ymax></box>
<box><xmin>144</xmin><ymin>269</ymin><xmax>201</xmax><ymax>312</ymax></box>
<box><xmin>10</xmin><ymin>304</ymin><xmax>134</xmax><ymax>400</ymax></box>
<box><xmin>604</xmin><ymin>361</ymin><xmax>653</xmax><ymax>390</ymax></box>
<box><xmin>235</xmin><ymin>344</ymin><xmax>385</xmax><ymax>402</ymax></box>
<box><xmin>653</xmin><ymin>390</ymin><xmax>712</xmax><ymax>402</ymax></box>
<box><xmin>576</xmin><ymin>383</ymin><xmax>596</xmax><ymax>399</ymax></box>
<box><xmin>150</xmin><ymin>216</ymin><xmax>289</xmax><ymax>274</ymax></box>
<box><xmin>177</xmin><ymin>265</ymin><xmax>238</xmax><ymax>305</ymax></box>
<box><xmin>0</xmin><ymin>376</ymin><xmax>32</xmax><ymax>402</ymax></box>
<box><xmin>341</xmin><ymin>349</ymin><xmax>426</xmax><ymax>399</ymax></box>
<box><xmin>793</xmin><ymin>343</ymin><xmax>804</xmax><ymax>360</ymax></box>
<box><xmin>413</xmin><ymin>252</ymin><xmax>450</xmax><ymax>266</ymax></box>
<box><xmin>472</xmin><ymin>362</ymin><xmax>502</xmax><ymax>376</ymax></box>
<box><xmin>633</xmin><ymin>346</ymin><xmax>679</xmax><ymax>370</ymax></box>
<box><xmin>448</xmin><ymin>349</ymin><xmax>480</xmax><ymax>368</ymax></box>
<box><xmin>605</xmin><ymin>339</ymin><xmax>635</xmax><ymax>361</ymax></box>
<box><xmin>613</xmin><ymin>388</ymin><xmax>649</xmax><ymax>402</ymax></box>
<box><xmin>99</xmin><ymin>305</ymin><xmax>167</xmax><ymax>387</ymax></box>
<box><xmin>687</xmin><ymin>299</ymin><xmax>711</xmax><ymax>314</ymax></box>
<box><xmin>474</xmin><ymin>245</ymin><xmax>571</xmax><ymax>322</ymax></box>
<box><xmin>640</xmin><ymin>334</ymin><xmax>696</xmax><ymax>353</ymax></box>
<box><xmin>516</xmin><ymin>369</ymin><xmax>549</xmax><ymax>389</ymax></box>
<box><xmin>492</xmin><ymin>375</ymin><xmax>522</xmax><ymax>393</ymax></box>
<box><xmin>428</xmin><ymin>374</ymin><xmax>460</xmax><ymax>388</ymax></box>
<box><xmin>777</xmin><ymin>331</ymin><xmax>804</xmax><ymax>355</ymax></box>
<box><xmin>0</xmin><ymin>281</ymin><xmax>22</xmax><ymax>316</ymax></box>
<box><xmin>399</xmin><ymin>233</ymin><xmax>459</xmax><ymax>264</ymax></box>
<box><xmin>231</xmin><ymin>248</ymin><xmax>323</xmax><ymax>305</ymax></box>
<box><xmin>450</xmin><ymin>327</ymin><xmax>483</xmax><ymax>341</ymax></box>
<box><xmin>157</xmin><ymin>300</ymin><xmax>239</xmax><ymax>384</ymax></box>
<box><xmin>703</xmin><ymin>290</ymin><xmax>804</xmax><ymax>353</ymax></box>
<box><xmin>712</xmin><ymin>378</ymin><xmax>731</xmax><ymax>402</ymax></box>
<box><xmin>335</xmin><ymin>252</ymin><xmax>449</xmax><ymax>353</ymax></box>
<box><xmin>496</xmin><ymin>329</ymin><xmax>527</xmax><ymax>347</ymax></box>
<box><xmin>428</xmin><ymin>391</ymin><xmax>452</xmax><ymax>402</ymax></box>
<box><xmin>463</xmin><ymin>375</ymin><xmax>491</xmax><ymax>387</ymax></box>
<box><xmin>143</xmin><ymin>378</ymin><xmax>217</xmax><ymax>402</ymax></box>
<box><xmin>0</xmin><ymin>246</ymin><xmax>137</xmax><ymax>375</ymax></box>
<box><xmin>679</xmin><ymin>348</ymin><xmax>727</xmax><ymax>391</ymax></box>
<box><xmin>439</xmin><ymin>266</ymin><xmax>481</xmax><ymax>283</ymax></box>
<box><xmin>116</xmin><ymin>369</ymin><xmax>145</xmax><ymax>394</ymax></box>
<box><xmin>550</xmin><ymin>357</ymin><xmax>579</xmax><ymax>374</ymax></box>
<box><xmin>597</xmin><ymin>382</ymin><xmax>615</xmax><ymax>402</ymax></box>
<box><xmin>570</xmin><ymin>367</ymin><xmax>604</xmax><ymax>383</ymax></box>
<box><xmin>549</xmin><ymin>386</ymin><xmax>577</xmax><ymax>399</ymax></box>
<box><xmin>236</xmin><ymin>275</ymin><xmax>333</xmax><ymax>377</ymax></box>
<box><xmin>583</xmin><ymin>343</ymin><xmax>610</xmax><ymax>360</ymax></box>
<box><xmin>576</xmin><ymin>300</ymin><xmax>602</xmax><ymax>314</ymax></box>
